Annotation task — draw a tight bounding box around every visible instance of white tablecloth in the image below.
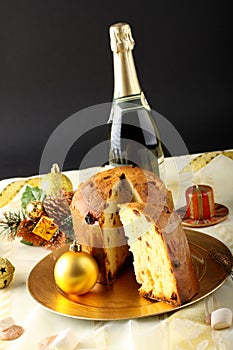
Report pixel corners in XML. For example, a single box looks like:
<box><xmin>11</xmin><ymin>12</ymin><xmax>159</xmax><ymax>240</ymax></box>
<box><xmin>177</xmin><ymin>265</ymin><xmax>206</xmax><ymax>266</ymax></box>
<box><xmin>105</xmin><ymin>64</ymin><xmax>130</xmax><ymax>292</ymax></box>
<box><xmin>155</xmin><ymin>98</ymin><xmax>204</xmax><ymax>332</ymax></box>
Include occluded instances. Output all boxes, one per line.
<box><xmin>0</xmin><ymin>151</ymin><xmax>233</xmax><ymax>350</ymax></box>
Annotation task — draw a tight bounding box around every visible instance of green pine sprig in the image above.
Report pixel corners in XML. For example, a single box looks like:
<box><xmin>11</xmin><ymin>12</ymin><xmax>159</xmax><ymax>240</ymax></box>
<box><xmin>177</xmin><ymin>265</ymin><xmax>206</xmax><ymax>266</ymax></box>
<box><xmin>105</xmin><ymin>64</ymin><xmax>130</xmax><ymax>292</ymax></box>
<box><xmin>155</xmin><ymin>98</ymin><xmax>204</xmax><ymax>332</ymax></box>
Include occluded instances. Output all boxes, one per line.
<box><xmin>0</xmin><ymin>210</ymin><xmax>26</xmax><ymax>240</ymax></box>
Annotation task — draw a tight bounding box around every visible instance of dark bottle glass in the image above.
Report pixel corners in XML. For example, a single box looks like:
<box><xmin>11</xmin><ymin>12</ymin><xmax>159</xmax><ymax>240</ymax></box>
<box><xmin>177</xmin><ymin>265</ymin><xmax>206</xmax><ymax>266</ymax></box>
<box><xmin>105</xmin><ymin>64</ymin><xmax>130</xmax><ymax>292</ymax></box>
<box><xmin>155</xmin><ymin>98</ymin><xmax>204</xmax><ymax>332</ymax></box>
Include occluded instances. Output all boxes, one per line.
<box><xmin>108</xmin><ymin>23</ymin><xmax>165</xmax><ymax>180</ymax></box>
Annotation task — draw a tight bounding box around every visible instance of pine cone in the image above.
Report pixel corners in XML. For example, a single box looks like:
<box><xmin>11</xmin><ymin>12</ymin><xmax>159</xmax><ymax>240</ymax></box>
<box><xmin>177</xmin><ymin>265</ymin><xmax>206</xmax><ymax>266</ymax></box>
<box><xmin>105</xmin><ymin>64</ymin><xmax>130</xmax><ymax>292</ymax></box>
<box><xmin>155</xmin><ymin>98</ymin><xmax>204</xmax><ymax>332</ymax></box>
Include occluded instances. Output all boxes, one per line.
<box><xmin>44</xmin><ymin>231</ymin><xmax>66</xmax><ymax>250</ymax></box>
<box><xmin>43</xmin><ymin>190</ymin><xmax>72</xmax><ymax>226</ymax></box>
<box><xmin>62</xmin><ymin>189</ymin><xmax>74</xmax><ymax>205</ymax></box>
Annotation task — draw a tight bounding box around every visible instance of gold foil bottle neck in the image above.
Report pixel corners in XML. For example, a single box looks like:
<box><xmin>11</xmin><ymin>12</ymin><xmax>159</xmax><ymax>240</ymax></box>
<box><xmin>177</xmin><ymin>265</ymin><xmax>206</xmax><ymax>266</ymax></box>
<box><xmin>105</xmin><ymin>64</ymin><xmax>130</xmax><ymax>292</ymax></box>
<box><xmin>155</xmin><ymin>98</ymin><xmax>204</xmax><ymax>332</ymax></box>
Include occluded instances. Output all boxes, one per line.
<box><xmin>110</xmin><ymin>22</ymin><xmax>135</xmax><ymax>52</ymax></box>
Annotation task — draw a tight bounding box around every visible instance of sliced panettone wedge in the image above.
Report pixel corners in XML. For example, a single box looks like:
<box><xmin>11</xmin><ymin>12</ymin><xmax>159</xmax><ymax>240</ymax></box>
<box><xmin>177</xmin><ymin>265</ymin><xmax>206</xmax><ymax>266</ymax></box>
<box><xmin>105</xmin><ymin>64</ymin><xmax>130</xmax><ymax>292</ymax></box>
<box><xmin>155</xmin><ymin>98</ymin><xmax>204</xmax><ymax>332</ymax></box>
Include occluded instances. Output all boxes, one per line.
<box><xmin>119</xmin><ymin>202</ymin><xmax>199</xmax><ymax>305</ymax></box>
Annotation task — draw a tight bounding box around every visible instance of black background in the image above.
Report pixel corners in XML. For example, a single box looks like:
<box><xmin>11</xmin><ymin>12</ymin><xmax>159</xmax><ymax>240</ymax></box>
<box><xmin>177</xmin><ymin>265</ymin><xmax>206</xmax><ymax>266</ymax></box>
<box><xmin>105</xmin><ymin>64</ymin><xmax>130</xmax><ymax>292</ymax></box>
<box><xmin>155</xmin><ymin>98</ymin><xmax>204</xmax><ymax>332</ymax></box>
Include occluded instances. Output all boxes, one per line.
<box><xmin>0</xmin><ymin>0</ymin><xmax>232</xmax><ymax>180</ymax></box>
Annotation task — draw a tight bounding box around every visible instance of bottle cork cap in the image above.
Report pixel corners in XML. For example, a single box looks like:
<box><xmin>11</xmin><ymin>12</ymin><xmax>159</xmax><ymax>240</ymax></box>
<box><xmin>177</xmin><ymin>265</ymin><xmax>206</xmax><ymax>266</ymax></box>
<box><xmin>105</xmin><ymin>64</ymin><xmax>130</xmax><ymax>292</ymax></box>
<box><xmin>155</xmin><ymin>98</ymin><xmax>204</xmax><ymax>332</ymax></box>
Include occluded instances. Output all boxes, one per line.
<box><xmin>109</xmin><ymin>22</ymin><xmax>135</xmax><ymax>52</ymax></box>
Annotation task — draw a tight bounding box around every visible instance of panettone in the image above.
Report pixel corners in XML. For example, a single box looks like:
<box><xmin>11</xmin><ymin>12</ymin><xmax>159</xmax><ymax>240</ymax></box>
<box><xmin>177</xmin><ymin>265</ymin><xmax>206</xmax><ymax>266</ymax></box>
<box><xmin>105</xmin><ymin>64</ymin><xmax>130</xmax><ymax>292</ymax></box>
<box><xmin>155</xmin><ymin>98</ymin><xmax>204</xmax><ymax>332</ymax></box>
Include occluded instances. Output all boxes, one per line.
<box><xmin>71</xmin><ymin>166</ymin><xmax>168</xmax><ymax>284</ymax></box>
<box><xmin>71</xmin><ymin>166</ymin><xmax>199</xmax><ymax>305</ymax></box>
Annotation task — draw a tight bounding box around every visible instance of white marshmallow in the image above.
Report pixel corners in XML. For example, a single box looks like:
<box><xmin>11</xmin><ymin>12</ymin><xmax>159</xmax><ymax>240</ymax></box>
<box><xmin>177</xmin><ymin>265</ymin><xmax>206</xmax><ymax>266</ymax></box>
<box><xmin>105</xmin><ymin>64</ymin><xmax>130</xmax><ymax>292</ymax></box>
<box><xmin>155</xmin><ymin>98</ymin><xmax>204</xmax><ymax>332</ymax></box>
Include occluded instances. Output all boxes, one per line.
<box><xmin>0</xmin><ymin>316</ymin><xmax>15</xmax><ymax>332</ymax></box>
<box><xmin>50</xmin><ymin>328</ymin><xmax>78</xmax><ymax>350</ymax></box>
<box><xmin>211</xmin><ymin>308</ymin><xmax>233</xmax><ymax>330</ymax></box>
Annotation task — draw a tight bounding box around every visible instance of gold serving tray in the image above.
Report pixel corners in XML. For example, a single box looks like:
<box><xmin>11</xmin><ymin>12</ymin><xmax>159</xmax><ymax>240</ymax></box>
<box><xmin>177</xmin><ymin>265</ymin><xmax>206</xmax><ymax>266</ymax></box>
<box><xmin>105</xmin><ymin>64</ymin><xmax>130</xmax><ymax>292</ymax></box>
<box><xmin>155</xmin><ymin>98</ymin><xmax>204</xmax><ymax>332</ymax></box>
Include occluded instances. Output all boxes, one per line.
<box><xmin>27</xmin><ymin>229</ymin><xmax>231</xmax><ymax>320</ymax></box>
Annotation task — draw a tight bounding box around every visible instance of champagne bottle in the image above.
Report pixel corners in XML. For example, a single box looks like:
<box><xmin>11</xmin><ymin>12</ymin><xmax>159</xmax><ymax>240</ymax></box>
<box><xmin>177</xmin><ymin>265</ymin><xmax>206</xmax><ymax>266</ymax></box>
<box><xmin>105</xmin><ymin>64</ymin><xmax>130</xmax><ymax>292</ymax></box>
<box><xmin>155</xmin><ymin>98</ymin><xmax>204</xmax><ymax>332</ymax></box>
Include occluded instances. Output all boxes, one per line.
<box><xmin>108</xmin><ymin>22</ymin><xmax>165</xmax><ymax>180</ymax></box>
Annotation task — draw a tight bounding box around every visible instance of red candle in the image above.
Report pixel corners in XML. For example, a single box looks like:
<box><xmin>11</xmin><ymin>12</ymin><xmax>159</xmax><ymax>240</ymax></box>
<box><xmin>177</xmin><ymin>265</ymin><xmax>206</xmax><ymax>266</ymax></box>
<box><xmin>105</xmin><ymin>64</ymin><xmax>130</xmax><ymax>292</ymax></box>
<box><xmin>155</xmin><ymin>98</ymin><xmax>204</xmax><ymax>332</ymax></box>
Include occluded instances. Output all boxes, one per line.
<box><xmin>185</xmin><ymin>185</ymin><xmax>215</xmax><ymax>219</ymax></box>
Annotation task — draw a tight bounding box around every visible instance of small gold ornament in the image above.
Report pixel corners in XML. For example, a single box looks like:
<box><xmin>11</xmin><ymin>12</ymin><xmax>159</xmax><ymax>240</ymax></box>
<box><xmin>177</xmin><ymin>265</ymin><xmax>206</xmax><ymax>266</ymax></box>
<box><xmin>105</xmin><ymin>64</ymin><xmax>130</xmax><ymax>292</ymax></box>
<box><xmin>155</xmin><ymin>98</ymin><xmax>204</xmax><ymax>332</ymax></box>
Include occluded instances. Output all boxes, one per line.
<box><xmin>25</xmin><ymin>201</ymin><xmax>45</xmax><ymax>220</ymax></box>
<box><xmin>0</xmin><ymin>257</ymin><xmax>15</xmax><ymax>289</ymax></box>
<box><xmin>40</xmin><ymin>164</ymin><xmax>73</xmax><ymax>196</ymax></box>
<box><xmin>54</xmin><ymin>240</ymin><xmax>99</xmax><ymax>295</ymax></box>
<box><xmin>32</xmin><ymin>216</ymin><xmax>58</xmax><ymax>241</ymax></box>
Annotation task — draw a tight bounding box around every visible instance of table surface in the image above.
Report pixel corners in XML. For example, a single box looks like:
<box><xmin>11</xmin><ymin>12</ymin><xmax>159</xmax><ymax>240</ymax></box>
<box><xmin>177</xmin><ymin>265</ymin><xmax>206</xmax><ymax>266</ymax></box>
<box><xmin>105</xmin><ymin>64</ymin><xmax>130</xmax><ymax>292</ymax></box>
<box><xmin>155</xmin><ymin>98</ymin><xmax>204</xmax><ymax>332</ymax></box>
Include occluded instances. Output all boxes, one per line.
<box><xmin>0</xmin><ymin>151</ymin><xmax>233</xmax><ymax>350</ymax></box>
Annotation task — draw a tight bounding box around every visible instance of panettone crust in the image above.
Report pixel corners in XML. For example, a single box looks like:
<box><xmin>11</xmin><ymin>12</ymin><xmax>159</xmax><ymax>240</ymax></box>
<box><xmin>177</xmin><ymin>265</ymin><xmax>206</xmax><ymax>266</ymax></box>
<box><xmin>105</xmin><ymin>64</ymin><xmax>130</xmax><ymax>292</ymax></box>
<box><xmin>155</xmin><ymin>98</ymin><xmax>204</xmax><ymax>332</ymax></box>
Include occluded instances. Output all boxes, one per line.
<box><xmin>71</xmin><ymin>166</ymin><xmax>168</xmax><ymax>219</ymax></box>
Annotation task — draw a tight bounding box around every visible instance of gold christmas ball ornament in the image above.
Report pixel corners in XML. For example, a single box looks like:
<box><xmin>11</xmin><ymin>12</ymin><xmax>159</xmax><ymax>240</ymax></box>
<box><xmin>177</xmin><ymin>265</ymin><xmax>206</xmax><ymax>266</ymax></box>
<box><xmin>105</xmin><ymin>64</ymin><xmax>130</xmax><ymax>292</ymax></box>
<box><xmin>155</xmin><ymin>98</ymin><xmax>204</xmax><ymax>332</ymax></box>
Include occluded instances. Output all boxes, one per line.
<box><xmin>54</xmin><ymin>240</ymin><xmax>99</xmax><ymax>296</ymax></box>
<box><xmin>25</xmin><ymin>200</ymin><xmax>45</xmax><ymax>220</ymax></box>
<box><xmin>0</xmin><ymin>257</ymin><xmax>15</xmax><ymax>289</ymax></box>
<box><xmin>40</xmin><ymin>164</ymin><xmax>73</xmax><ymax>196</ymax></box>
